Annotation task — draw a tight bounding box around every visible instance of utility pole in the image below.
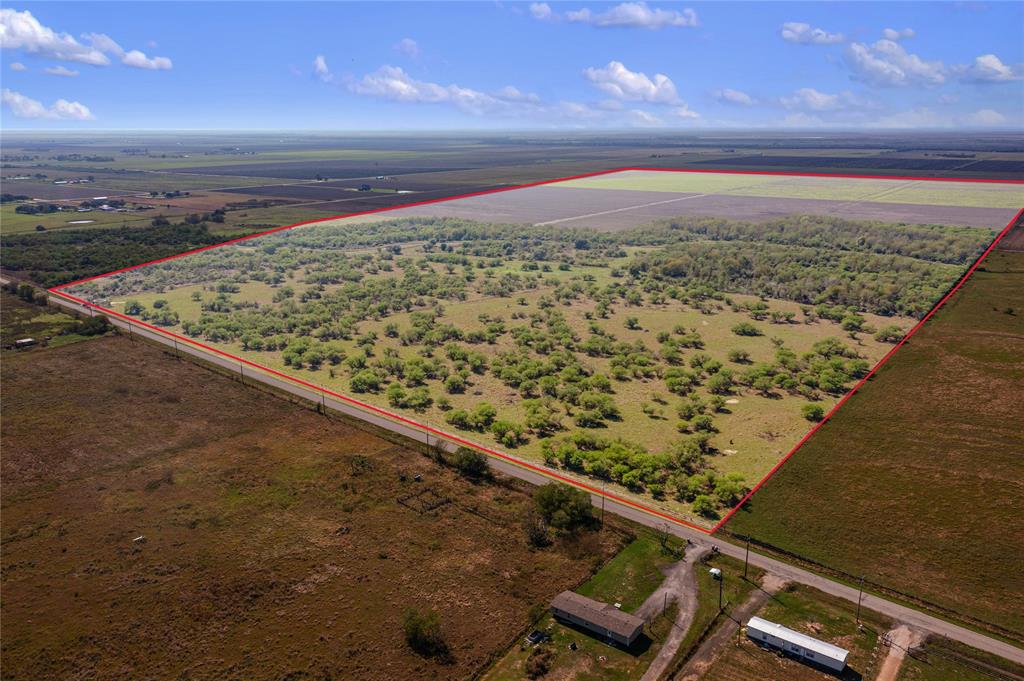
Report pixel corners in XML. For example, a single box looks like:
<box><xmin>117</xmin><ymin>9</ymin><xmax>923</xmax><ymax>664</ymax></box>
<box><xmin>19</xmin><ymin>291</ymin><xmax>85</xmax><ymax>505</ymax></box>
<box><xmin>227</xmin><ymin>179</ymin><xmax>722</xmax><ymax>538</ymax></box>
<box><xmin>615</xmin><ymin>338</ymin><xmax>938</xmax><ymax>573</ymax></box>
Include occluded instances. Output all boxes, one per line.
<box><xmin>743</xmin><ymin>535</ymin><xmax>750</xmax><ymax>580</ymax></box>
<box><xmin>718</xmin><ymin>572</ymin><xmax>724</xmax><ymax>611</ymax></box>
<box><xmin>856</xmin><ymin>575</ymin><xmax>865</xmax><ymax>624</ymax></box>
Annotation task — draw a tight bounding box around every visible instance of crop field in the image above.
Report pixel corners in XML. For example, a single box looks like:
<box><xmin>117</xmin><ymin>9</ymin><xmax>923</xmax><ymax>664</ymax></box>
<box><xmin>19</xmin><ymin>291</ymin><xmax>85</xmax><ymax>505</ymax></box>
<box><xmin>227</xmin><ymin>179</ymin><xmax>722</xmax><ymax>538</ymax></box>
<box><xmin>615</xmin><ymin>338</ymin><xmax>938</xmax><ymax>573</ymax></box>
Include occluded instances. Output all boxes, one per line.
<box><xmin>725</xmin><ymin>238</ymin><xmax>1024</xmax><ymax>637</ymax></box>
<box><xmin>1</xmin><ymin>331</ymin><xmax>625</xmax><ymax>680</ymax></box>
<box><xmin>559</xmin><ymin>170</ymin><xmax>1024</xmax><ymax>211</ymax></box>
<box><xmin>56</xmin><ymin>169</ymin><xmax>1018</xmax><ymax>529</ymax></box>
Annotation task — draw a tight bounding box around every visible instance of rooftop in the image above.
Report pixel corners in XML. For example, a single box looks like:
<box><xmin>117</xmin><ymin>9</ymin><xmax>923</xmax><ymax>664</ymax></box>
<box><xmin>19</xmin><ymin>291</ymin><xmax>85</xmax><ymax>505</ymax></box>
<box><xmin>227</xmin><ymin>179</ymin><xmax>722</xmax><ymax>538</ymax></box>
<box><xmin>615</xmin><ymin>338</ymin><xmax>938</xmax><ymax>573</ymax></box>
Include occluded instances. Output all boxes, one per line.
<box><xmin>747</xmin><ymin>616</ymin><xmax>849</xmax><ymax>664</ymax></box>
<box><xmin>550</xmin><ymin>591</ymin><xmax>645</xmax><ymax>638</ymax></box>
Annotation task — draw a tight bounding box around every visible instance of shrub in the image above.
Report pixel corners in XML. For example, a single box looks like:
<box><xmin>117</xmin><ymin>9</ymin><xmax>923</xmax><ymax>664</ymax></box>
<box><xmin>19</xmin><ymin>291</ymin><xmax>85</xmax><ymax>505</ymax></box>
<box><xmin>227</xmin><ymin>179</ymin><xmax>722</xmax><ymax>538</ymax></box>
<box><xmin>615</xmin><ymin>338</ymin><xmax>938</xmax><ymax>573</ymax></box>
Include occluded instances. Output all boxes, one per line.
<box><xmin>801</xmin><ymin>403</ymin><xmax>826</xmax><ymax>422</ymax></box>
<box><xmin>403</xmin><ymin>609</ymin><xmax>449</xmax><ymax>658</ymax></box>
<box><xmin>731</xmin><ymin>322</ymin><xmax>762</xmax><ymax>337</ymax></box>
<box><xmin>534</xmin><ymin>483</ymin><xmax>593</xmax><ymax>532</ymax></box>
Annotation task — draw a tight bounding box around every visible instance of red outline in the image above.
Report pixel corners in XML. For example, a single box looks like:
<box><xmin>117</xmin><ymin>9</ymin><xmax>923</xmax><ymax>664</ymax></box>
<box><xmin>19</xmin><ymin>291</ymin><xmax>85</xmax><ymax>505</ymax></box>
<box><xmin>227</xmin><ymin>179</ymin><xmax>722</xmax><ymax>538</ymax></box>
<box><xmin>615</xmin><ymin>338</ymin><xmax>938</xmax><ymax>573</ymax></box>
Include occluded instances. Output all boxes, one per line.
<box><xmin>47</xmin><ymin>168</ymin><xmax>1024</xmax><ymax>536</ymax></box>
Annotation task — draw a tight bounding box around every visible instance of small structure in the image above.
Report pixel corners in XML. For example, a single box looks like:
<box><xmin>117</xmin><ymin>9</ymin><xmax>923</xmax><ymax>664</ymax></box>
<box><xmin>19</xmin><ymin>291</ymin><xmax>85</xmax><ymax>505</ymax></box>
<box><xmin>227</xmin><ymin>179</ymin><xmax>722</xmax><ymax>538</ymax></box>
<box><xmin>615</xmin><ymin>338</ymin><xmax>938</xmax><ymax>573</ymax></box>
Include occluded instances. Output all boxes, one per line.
<box><xmin>709</xmin><ymin>567</ymin><xmax>722</xmax><ymax>580</ymax></box>
<box><xmin>746</xmin><ymin>616</ymin><xmax>848</xmax><ymax>673</ymax></box>
<box><xmin>14</xmin><ymin>338</ymin><xmax>37</xmax><ymax>349</ymax></box>
<box><xmin>550</xmin><ymin>591</ymin><xmax>645</xmax><ymax>647</ymax></box>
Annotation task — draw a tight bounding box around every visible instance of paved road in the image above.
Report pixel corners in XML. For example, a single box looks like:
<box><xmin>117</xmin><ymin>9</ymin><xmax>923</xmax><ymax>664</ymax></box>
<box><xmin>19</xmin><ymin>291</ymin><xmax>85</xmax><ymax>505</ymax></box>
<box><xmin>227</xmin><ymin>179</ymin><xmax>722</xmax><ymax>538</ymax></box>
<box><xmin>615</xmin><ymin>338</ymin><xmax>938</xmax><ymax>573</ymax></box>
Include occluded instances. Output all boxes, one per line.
<box><xmin>48</xmin><ymin>294</ymin><xmax>1024</xmax><ymax>667</ymax></box>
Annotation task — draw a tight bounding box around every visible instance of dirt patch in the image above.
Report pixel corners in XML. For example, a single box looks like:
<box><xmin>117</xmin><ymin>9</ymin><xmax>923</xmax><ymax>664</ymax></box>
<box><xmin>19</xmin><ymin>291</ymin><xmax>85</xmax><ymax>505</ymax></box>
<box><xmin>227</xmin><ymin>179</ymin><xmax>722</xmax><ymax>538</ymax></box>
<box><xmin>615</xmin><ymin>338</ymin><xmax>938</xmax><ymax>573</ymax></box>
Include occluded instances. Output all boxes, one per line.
<box><xmin>1</xmin><ymin>335</ymin><xmax>621</xmax><ymax>680</ymax></box>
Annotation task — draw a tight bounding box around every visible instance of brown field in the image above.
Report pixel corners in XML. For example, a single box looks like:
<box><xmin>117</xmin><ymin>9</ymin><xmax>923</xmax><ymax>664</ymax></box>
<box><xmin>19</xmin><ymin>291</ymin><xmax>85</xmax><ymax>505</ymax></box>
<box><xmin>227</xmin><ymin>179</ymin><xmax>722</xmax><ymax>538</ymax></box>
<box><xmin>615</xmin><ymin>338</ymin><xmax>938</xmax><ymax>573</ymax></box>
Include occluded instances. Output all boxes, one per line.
<box><xmin>1</xmin><ymin>332</ymin><xmax>624</xmax><ymax>680</ymax></box>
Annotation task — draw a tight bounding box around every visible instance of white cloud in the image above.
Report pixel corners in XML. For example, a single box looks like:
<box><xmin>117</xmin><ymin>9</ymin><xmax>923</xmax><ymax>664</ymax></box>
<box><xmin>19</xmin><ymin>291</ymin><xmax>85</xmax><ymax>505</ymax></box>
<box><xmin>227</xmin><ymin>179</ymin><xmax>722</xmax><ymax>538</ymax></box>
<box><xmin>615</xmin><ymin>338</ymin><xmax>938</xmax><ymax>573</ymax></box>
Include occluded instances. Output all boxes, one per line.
<box><xmin>712</xmin><ymin>87</ymin><xmax>754</xmax><ymax>106</ymax></box>
<box><xmin>628</xmin><ymin>109</ymin><xmax>662</xmax><ymax>126</ymax></box>
<box><xmin>584</xmin><ymin>60</ymin><xmax>678</xmax><ymax>103</ymax></box>
<box><xmin>779</xmin><ymin>22</ymin><xmax>844</xmax><ymax>45</ymax></box>
<box><xmin>557</xmin><ymin>100</ymin><xmax>603</xmax><ymax>120</ymax></box>
<box><xmin>44</xmin><ymin>65</ymin><xmax>79</xmax><ymax>77</ymax></box>
<box><xmin>529</xmin><ymin>3</ymin><xmax>553</xmax><ymax>20</ymax></box>
<box><xmin>565</xmin><ymin>2</ymin><xmax>697</xmax><ymax>29</ymax></box>
<box><xmin>671</xmin><ymin>104</ymin><xmax>700</xmax><ymax>119</ymax></box>
<box><xmin>9</xmin><ymin>61</ymin><xmax>26</xmax><ymax>71</ymax></box>
<box><xmin>313</xmin><ymin>55</ymin><xmax>333</xmax><ymax>83</ymax></box>
<box><xmin>881</xmin><ymin>27</ymin><xmax>915</xmax><ymax>41</ymax></box>
<box><xmin>845</xmin><ymin>39</ymin><xmax>946</xmax><ymax>87</ymax></box>
<box><xmin>350</xmin><ymin>65</ymin><xmax>539</xmax><ymax>117</ymax></box>
<box><xmin>961</xmin><ymin>108</ymin><xmax>1007</xmax><ymax>126</ymax></box>
<box><xmin>0</xmin><ymin>9</ymin><xmax>108</xmax><ymax>64</ymax></box>
<box><xmin>0</xmin><ymin>10</ymin><xmax>172</xmax><ymax>71</ymax></box>
<box><xmin>394</xmin><ymin>38</ymin><xmax>419</xmax><ymax>59</ymax></box>
<box><xmin>781</xmin><ymin>87</ymin><xmax>842</xmax><ymax>111</ymax></box>
<box><xmin>957</xmin><ymin>54</ymin><xmax>1020</xmax><ymax>82</ymax></box>
<box><xmin>120</xmin><ymin>49</ymin><xmax>171</xmax><ymax>70</ymax></box>
<box><xmin>2</xmin><ymin>88</ymin><xmax>93</xmax><ymax>120</ymax></box>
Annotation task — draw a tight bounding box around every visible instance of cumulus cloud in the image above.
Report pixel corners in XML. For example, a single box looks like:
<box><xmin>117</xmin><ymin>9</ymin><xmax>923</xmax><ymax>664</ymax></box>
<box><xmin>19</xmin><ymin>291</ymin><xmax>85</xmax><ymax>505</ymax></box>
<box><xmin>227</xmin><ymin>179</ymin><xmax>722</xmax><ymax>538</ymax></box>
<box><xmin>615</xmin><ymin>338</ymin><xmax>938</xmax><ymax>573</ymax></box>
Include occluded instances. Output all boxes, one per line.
<box><xmin>845</xmin><ymin>39</ymin><xmax>946</xmax><ymax>87</ymax></box>
<box><xmin>44</xmin><ymin>65</ymin><xmax>78</xmax><ymax>77</ymax></box>
<box><xmin>0</xmin><ymin>10</ymin><xmax>172</xmax><ymax>70</ymax></box>
<box><xmin>121</xmin><ymin>49</ymin><xmax>171</xmax><ymax>70</ymax></box>
<box><xmin>712</xmin><ymin>88</ymin><xmax>754</xmax><ymax>106</ymax></box>
<box><xmin>9</xmin><ymin>61</ymin><xmax>26</xmax><ymax>71</ymax></box>
<box><xmin>350</xmin><ymin>65</ymin><xmax>543</xmax><ymax>117</ymax></box>
<box><xmin>1</xmin><ymin>88</ymin><xmax>93</xmax><ymax>120</ymax></box>
<box><xmin>529</xmin><ymin>3</ymin><xmax>553</xmax><ymax>20</ymax></box>
<box><xmin>312</xmin><ymin>55</ymin><xmax>333</xmax><ymax>83</ymax></box>
<box><xmin>882</xmin><ymin>27</ymin><xmax>915</xmax><ymax>41</ymax></box>
<box><xmin>957</xmin><ymin>54</ymin><xmax>1020</xmax><ymax>82</ymax></box>
<box><xmin>779</xmin><ymin>22</ymin><xmax>844</xmax><ymax>45</ymax></box>
<box><xmin>394</xmin><ymin>38</ymin><xmax>419</xmax><ymax>58</ymax></box>
<box><xmin>584</xmin><ymin>60</ymin><xmax>678</xmax><ymax>103</ymax></box>
<box><xmin>564</xmin><ymin>2</ymin><xmax>697</xmax><ymax>29</ymax></box>
<box><xmin>0</xmin><ymin>9</ymin><xmax>108</xmax><ymax>64</ymax></box>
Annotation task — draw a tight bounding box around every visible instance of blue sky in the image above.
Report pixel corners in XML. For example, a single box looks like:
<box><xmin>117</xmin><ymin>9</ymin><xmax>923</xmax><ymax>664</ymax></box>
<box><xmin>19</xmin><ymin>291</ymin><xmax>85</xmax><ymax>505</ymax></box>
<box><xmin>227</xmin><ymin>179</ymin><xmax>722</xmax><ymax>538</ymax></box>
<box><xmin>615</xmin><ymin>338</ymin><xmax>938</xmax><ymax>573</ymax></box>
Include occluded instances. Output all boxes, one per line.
<box><xmin>2</xmin><ymin>1</ymin><xmax>1022</xmax><ymax>130</ymax></box>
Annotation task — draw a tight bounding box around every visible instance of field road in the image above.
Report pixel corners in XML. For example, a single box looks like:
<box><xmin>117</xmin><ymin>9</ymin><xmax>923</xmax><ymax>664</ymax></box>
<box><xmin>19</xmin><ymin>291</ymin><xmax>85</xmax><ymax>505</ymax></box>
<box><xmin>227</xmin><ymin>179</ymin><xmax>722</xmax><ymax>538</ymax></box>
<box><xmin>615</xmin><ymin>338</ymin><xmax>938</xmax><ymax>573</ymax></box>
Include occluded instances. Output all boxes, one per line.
<box><xmin>48</xmin><ymin>293</ymin><xmax>1024</xmax><ymax>667</ymax></box>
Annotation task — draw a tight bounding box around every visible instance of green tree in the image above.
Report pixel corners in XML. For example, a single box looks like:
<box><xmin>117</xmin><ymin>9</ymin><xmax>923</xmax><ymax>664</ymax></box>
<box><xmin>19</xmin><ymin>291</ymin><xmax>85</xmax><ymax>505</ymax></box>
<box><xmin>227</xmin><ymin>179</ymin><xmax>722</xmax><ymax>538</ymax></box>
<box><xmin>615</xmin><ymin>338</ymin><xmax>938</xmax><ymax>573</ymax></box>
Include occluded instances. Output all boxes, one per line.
<box><xmin>801</xmin><ymin>403</ymin><xmax>826</xmax><ymax>422</ymax></box>
<box><xmin>403</xmin><ymin>609</ymin><xmax>449</xmax><ymax>658</ymax></box>
<box><xmin>533</xmin><ymin>483</ymin><xmax>594</xmax><ymax>532</ymax></box>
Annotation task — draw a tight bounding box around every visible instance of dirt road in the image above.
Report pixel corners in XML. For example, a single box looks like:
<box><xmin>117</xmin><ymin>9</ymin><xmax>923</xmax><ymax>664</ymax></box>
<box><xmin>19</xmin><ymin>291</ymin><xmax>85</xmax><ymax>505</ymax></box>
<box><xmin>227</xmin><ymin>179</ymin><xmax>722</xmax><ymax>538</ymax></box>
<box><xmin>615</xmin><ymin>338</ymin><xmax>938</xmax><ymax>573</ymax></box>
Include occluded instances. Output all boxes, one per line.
<box><xmin>876</xmin><ymin>626</ymin><xmax>925</xmax><ymax>681</ymax></box>
<box><xmin>47</xmin><ymin>294</ymin><xmax>1024</xmax><ymax>668</ymax></box>
<box><xmin>635</xmin><ymin>546</ymin><xmax>709</xmax><ymax>681</ymax></box>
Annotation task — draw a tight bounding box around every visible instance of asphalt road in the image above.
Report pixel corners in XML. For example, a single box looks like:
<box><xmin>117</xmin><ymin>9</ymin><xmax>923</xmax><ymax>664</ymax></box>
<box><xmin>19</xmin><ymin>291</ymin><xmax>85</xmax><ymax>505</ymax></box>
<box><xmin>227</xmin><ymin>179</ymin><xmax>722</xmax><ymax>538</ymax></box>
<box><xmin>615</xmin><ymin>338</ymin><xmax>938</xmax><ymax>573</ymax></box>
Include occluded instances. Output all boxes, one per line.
<box><xmin>49</xmin><ymin>294</ymin><xmax>1024</xmax><ymax>666</ymax></box>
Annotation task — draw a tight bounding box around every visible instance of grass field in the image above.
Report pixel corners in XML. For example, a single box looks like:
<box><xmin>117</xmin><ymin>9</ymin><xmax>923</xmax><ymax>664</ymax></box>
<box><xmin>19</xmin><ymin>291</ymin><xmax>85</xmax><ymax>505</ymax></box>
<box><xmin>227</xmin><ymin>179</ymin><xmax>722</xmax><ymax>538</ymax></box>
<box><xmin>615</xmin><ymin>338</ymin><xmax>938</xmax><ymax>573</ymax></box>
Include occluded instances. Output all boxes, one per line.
<box><xmin>702</xmin><ymin>584</ymin><xmax>892</xmax><ymax>681</ymax></box>
<box><xmin>84</xmin><ymin>234</ymin><xmax>910</xmax><ymax>525</ymax></box>
<box><xmin>725</xmin><ymin>244</ymin><xmax>1024</xmax><ymax>637</ymax></box>
<box><xmin>559</xmin><ymin>171</ymin><xmax>1024</xmax><ymax>209</ymax></box>
<box><xmin>0</xmin><ymin>329</ymin><xmax>628</xmax><ymax>680</ymax></box>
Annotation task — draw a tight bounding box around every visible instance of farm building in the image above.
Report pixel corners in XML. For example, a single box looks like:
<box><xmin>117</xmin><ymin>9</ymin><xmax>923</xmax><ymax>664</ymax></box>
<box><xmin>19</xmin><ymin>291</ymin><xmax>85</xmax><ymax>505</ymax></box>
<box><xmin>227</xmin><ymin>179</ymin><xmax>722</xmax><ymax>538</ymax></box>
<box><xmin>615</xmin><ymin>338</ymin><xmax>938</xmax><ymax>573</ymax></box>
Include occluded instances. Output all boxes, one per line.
<box><xmin>746</xmin><ymin>616</ymin><xmax>849</xmax><ymax>673</ymax></box>
<box><xmin>549</xmin><ymin>591</ymin><xmax>645</xmax><ymax>646</ymax></box>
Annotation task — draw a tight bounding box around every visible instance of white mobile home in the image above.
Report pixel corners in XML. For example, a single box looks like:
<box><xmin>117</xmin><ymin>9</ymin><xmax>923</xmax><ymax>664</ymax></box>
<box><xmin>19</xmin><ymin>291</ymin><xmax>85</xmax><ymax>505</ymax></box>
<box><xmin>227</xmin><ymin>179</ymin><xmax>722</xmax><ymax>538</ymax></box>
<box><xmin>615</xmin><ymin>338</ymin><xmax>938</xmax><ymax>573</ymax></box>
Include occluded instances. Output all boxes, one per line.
<box><xmin>746</xmin><ymin>616</ymin><xmax>849</xmax><ymax>673</ymax></box>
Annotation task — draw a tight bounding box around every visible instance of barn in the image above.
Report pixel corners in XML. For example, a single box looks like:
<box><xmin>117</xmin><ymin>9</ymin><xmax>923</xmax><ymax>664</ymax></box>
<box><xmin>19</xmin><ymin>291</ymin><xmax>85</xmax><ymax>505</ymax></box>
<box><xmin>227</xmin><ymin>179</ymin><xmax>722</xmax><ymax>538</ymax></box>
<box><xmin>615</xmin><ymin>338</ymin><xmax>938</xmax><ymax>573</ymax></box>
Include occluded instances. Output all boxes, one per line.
<box><xmin>550</xmin><ymin>591</ymin><xmax>645</xmax><ymax>646</ymax></box>
<box><xmin>746</xmin><ymin>616</ymin><xmax>849</xmax><ymax>673</ymax></box>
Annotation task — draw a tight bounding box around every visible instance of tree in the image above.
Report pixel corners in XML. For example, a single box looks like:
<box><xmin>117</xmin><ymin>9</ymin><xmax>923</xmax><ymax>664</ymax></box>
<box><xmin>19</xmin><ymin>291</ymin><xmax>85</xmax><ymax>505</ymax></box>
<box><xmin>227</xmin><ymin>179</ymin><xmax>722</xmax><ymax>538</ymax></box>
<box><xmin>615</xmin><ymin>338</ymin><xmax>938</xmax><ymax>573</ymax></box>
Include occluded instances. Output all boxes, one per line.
<box><xmin>801</xmin><ymin>403</ymin><xmax>826</xmax><ymax>422</ymax></box>
<box><xmin>453</xmin><ymin>448</ymin><xmax>490</xmax><ymax>479</ymax></box>
<box><xmin>403</xmin><ymin>609</ymin><xmax>449</xmax><ymax>659</ymax></box>
<box><xmin>533</xmin><ymin>483</ymin><xmax>593</xmax><ymax>532</ymax></box>
<box><xmin>523</xmin><ymin>507</ymin><xmax>550</xmax><ymax>547</ymax></box>
<box><xmin>727</xmin><ymin>348</ymin><xmax>751</xmax><ymax>364</ymax></box>
<box><xmin>692</xmin><ymin>494</ymin><xmax>717</xmax><ymax>518</ymax></box>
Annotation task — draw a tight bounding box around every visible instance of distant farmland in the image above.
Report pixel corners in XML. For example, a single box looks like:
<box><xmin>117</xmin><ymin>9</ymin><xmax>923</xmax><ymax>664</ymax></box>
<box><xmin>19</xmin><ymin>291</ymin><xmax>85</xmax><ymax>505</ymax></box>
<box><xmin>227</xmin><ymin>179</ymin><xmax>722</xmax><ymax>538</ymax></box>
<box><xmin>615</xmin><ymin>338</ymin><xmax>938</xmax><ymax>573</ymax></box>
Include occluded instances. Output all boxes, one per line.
<box><xmin>725</xmin><ymin>236</ymin><xmax>1024</xmax><ymax>639</ymax></box>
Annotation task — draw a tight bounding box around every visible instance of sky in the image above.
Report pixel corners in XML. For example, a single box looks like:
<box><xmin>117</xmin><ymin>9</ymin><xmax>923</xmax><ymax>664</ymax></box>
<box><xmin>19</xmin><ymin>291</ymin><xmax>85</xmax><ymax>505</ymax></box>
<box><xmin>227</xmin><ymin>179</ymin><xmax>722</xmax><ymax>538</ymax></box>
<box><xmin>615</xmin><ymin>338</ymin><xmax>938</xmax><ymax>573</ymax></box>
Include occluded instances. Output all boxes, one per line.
<box><xmin>1</xmin><ymin>1</ymin><xmax>1022</xmax><ymax>130</ymax></box>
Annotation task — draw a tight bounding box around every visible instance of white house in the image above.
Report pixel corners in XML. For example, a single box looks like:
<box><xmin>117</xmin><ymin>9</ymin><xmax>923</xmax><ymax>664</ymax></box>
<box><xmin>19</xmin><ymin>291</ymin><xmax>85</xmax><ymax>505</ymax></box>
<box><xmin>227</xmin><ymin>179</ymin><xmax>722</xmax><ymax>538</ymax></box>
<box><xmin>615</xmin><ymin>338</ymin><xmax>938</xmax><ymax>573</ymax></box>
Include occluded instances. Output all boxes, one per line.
<box><xmin>746</xmin><ymin>616</ymin><xmax>849</xmax><ymax>673</ymax></box>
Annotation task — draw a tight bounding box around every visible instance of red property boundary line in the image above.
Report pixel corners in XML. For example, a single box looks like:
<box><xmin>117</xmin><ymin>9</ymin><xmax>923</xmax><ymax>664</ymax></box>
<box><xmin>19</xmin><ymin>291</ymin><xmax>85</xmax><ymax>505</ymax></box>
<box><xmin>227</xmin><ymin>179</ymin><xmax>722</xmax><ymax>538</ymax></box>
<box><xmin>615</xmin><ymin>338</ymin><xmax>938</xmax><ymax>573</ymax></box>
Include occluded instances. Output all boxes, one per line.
<box><xmin>47</xmin><ymin>168</ymin><xmax>1024</xmax><ymax>536</ymax></box>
